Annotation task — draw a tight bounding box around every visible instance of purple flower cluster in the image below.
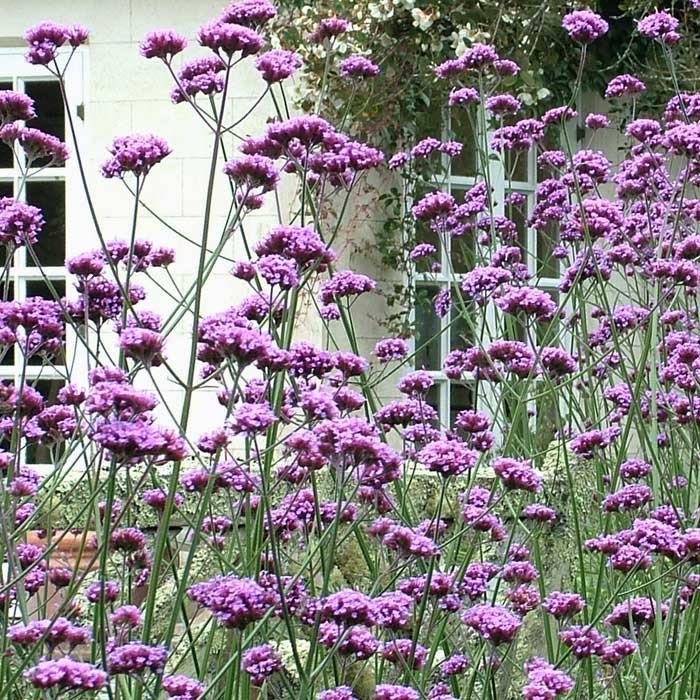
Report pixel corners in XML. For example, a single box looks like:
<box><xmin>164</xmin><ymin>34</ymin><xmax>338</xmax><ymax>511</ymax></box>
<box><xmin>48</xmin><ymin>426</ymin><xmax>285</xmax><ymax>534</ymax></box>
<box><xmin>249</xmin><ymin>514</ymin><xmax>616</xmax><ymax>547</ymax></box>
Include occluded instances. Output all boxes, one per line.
<box><xmin>101</xmin><ymin>134</ymin><xmax>171</xmax><ymax>178</ymax></box>
<box><xmin>139</xmin><ymin>29</ymin><xmax>187</xmax><ymax>60</ymax></box>
<box><xmin>241</xmin><ymin>644</ymin><xmax>283</xmax><ymax>686</ymax></box>
<box><xmin>561</xmin><ymin>10</ymin><xmax>609</xmax><ymax>43</ymax></box>
<box><xmin>339</xmin><ymin>54</ymin><xmax>380</xmax><ymax>78</ymax></box>
<box><xmin>107</xmin><ymin>642</ymin><xmax>168</xmax><ymax>675</ymax></box>
<box><xmin>24</xmin><ymin>21</ymin><xmax>89</xmax><ymax>65</ymax></box>
<box><xmin>188</xmin><ymin>575</ymin><xmax>274</xmax><ymax>628</ymax></box>
<box><xmin>255</xmin><ymin>49</ymin><xmax>303</xmax><ymax>83</ymax></box>
<box><xmin>523</xmin><ymin>657</ymin><xmax>573</xmax><ymax>698</ymax></box>
<box><xmin>462</xmin><ymin>604</ymin><xmax>522</xmax><ymax>645</ymax></box>
<box><xmin>24</xmin><ymin>657</ymin><xmax>106</xmax><ymax>691</ymax></box>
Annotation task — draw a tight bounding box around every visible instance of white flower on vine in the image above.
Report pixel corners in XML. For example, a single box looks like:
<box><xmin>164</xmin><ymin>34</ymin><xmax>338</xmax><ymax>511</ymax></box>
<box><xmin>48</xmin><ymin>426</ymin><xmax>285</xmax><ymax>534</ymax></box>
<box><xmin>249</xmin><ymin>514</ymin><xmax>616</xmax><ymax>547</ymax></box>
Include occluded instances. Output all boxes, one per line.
<box><xmin>411</xmin><ymin>7</ymin><xmax>438</xmax><ymax>30</ymax></box>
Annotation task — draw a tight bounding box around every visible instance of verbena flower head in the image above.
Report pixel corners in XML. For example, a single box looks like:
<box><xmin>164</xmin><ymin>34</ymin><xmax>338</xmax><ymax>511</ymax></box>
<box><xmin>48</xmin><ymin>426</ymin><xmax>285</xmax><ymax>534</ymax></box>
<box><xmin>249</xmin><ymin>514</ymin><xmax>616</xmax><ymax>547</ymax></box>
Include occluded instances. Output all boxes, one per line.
<box><xmin>255</xmin><ymin>49</ymin><xmax>302</xmax><ymax>83</ymax></box>
<box><xmin>418</xmin><ymin>439</ymin><xmax>478</xmax><ymax>477</ymax></box>
<box><xmin>374</xmin><ymin>685</ymin><xmax>420</xmax><ymax>700</ymax></box>
<box><xmin>638</xmin><ymin>11</ymin><xmax>680</xmax><ymax>44</ymax></box>
<box><xmin>24</xmin><ymin>657</ymin><xmax>107</xmax><ymax>691</ymax></box>
<box><xmin>0</xmin><ymin>198</ymin><xmax>44</xmax><ymax>247</ymax></box>
<box><xmin>0</xmin><ymin>91</ymin><xmax>35</xmax><ymax>124</ymax></box>
<box><xmin>561</xmin><ymin>10</ymin><xmax>609</xmax><ymax>43</ymax></box>
<box><xmin>224</xmin><ymin>154</ymin><xmax>279</xmax><ymax>192</ymax></box>
<box><xmin>542</xmin><ymin>591</ymin><xmax>585</xmax><ymax>619</ymax></box>
<box><xmin>0</xmin><ymin>124</ymin><xmax>69</xmax><ymax>165</ymax></box>
<box><xmin>523</xmin><ymin>657</ymin><xmax>574</xmax><ymax>698</ymax></box>
<box><xmin>318</xmin><ymin>687</ymin><xmax>358</xmax><ymax>700</ymax></box>
<box><xmin>24</xmin><ymin>21</ymin><xmax>89</xmax><ymax>65</ymax></box>
<box><xmin>101</xmin><ymin>134</ymin><xmax>172</xmax><ymax>178</ymax></box>
<box><xmin>197</xmin><ymin>21</ymin><xmax>264</xmax><ymax>58</ymax></box>
<box><xmin>219</xmin><ymin>0</ymin><xmax>277</xmax><ymax>27</ymax></box>
<box><xmin>559</xmin><ymin>624</ymin><xmax>606</xmax><ymax>658</ymax></box>
<box><xmin>241</xmin><ymin>644</ymin><xmax>283</xmax><ymax>686</ymax></box>
<box><xmin>188</xmin><ymin>575</ymin><xmax>273</xmax><ymax>628</ymax></box>
<box><xmin>139</xmin><ymin>30</ymin><xmax>187</xmax><ymax>60</ymax></box>
<box><xmin>339</xmin><ymin>54</ymin><xmax>380</xmax><ymax>78</ymax></box>
<box><xmin>605</xmin><ymin>74</ymin><xmax>646</xmax><ymax>99</ymax></box>
<box><xmin>448</xmin><ymin>87</ymin><xmax>480</xmax><ymax>107</ymax></box>
<box><xmin>462</xmin><ymin>604</ymin><xmax>522</xmax><ymax>644</ymax></box>
<box><xmin>585</xmin><ymin>113</ymin><xmax>610</xmax><ymax>130</ymax></box>
<box><xmin>162</xmin><ymin>674</ymin><xmax>205</xmax><ymax>699</ymax></box>
<box><xmin>309</xmin><ymin>17</ymin><xmax>350</xmax><ymax>43</ymax></box>
<box><xmin>107</xmin><ymin>642</ymin><xmax>168</xmax><ymax>675</ymax></box>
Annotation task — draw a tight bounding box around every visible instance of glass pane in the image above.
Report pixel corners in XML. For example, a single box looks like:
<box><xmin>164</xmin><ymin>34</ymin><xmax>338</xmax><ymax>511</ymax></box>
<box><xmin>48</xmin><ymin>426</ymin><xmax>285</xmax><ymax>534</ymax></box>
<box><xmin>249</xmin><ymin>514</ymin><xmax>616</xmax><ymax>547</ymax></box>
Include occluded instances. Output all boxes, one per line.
<box><xmin>506</xmin><ymin>191</ymin><xmax>529</xmax><ymax>261</ymax></box>
<box><xmin>26</xmin><ymin>278</ymin><xmax>66</xmax><ymax>300</ymax></box>
<box><xmin>0</xmin><ymin>281</ymin><xmax>14</xmax><ymax>367</ymax></box>
<box><xmin>450</xmin><ymin>295</ymin><xmax>474</xmax><ymax>350</ymax></box>
<box><xmin>450</xmin><ymin>382</ymin><xmax>474</xmax><ymax>428</ymax></box>
<box><xmin>415</xmin><ymin>285</ymin><xmax>442</xmax><ymax>371</ymax></box>
<box><xmin>26</xmin><ymin>180</ymin><xmax>65</xmax><ymax>267</ymax></box>
<box><xmin>426</xmin><ymin>381</ymin><xmax>442</xmax><ymax>425</ymax></box>
<box><xmin>0</xmin><ymin>181</ymin><xmax>11</xmax><ymax>268</ymax></box>
<box><xmin>536</xmin><ymin>290</ymin><xmax>560</xmax><ymax>346</ymax></box>
<box><xmin>449</xmin><ymin>187</ymin><xmax>476</xmax><ymax>274</ymax></box>
<box><xmin>25</xmin><ymin>80</ymin><xmax>65</xmax><ymax>168</ymax></box>
<box><xmin>449</xmin><ymin>108</ymin><xmax>477</xmax><ymax>177</ymax></box>
<box><xmin>538</xmin><ymin>132</ymin><xmax>562</xmax><ymax>182</ymax></box>
<box><xmin>26</xmin><ymin>378</ymin><xmax>66</xmax><ymax>465</ymax></box>
<box><xmin>505</xmin><ymin>150</ymin><xmax>529</xmax><ymax>183</ymax></box>
<box><xmin>0</xmin><ymin>81</ymin><xmax>13</xmax><ymax>169</ymax></box>
<box><xmin>537</xmin><ymin>221</ymin><xmax>560</xmax><ymax>279</ymax></box>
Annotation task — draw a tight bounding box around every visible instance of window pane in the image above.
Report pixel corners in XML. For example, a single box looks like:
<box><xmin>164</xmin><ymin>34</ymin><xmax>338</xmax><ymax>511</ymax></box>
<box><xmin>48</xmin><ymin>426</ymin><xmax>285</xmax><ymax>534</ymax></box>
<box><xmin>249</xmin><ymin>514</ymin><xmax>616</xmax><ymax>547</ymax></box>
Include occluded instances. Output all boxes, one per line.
<box><xmin>538</xmin><ymin>132</ymin><xmax>562</xmax><ymax>182</ymax></box>
<box><xmin>25</xmin><ymin>80</ymin><xmax>65</xmax><ymax>168</ymax></box>
<box><xmin>505</xmin><ymin>150</ymin><xmax>529</xmax><ymax>183</ymax></box>
<box><xmin>426</xmin><ymin>381</ymin><xmax>442</xmax><ymax>424</ymax></box>
<box><xmin>26</xmin><ymin>180</ymin><xmax>65</xmax><ymax>267</ymax></box>
<box><xmin>450</xmin><ymin>237</ymin><xmax>475</xmax><ymax>275</ymax></box>
<box><xmin>0</xmin><ymin>281</ymin><xmax>14</xmax><ymax>366</ymax></box>
<box><xmin>0</xmin><ymin>81</ymin><xmax>13</xmax><ymax>168</ymax></box>
<box><xmin>449</xmin><ymin>187</ymin><xmax>476</xmax><ymax>274</ymax></box>
<box><xmin>537</xmin><ymin>221</ymin><xmax>560</xmax><ymax>279</ymax></box>
<box><xmin>26</xmin><ymin>378</ymin><xmax>66</xmax><ymax>465</ymax></box>
<box><xmin>536</xmin><ymin>290</ymin><xmax>560</xmax><ymax>346</ymax></box>
<box><xmin>505</xmin><ymin>190</ymin><xmax>529</xmax><ymax>261</ymax></box>
<box><xmin>449</xmin><ymin>382</ymin><xmax>474</xmax><ymax>428</ymax></box>
<box><xmin>415</xmin><ymin>285</ymin><xmax>442</xmax><ymax>371</ymax></box>
<box><xmin>26</xmin><ymin>278</ymin><xmax>66</xmax><ymax>300</ymax></box>
<box><xmin>0</xmin><ymin>181</ymin><xmax>11</xmax><ymax>268</ymax></box>
<box><xmin>449</xmin><ymin>109</ymin><xmax>477</xmax><ymax>177</ymax></box>
<box><xmin>449</xmin><ymin>295</ymin><xmax>474</xmax><ymax>350</ymax></box>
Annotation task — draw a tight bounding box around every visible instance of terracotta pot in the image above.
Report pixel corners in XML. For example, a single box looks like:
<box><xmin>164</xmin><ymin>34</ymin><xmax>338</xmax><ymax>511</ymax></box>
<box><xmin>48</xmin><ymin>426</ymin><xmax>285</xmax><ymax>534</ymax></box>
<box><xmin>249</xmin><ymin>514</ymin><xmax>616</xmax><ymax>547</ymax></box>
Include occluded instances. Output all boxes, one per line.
<box><xmin>26</xmin><ymin>530</ymin><xmax>99</xmax><ymax>618</ymax></box>
<box><xmin>25</xmin><ymin>528</ymin><xmax>181</xmax><ymax>615</ymax></box>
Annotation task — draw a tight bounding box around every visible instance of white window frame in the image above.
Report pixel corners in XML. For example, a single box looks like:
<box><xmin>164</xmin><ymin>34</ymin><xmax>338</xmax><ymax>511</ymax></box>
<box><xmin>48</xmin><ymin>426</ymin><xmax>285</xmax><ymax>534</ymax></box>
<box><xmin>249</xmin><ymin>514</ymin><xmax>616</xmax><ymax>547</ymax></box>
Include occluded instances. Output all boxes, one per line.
<box><xmin>410</xmin><ymin>109</ymin><xmax>572</xmax><ymax>434</ymax></box>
